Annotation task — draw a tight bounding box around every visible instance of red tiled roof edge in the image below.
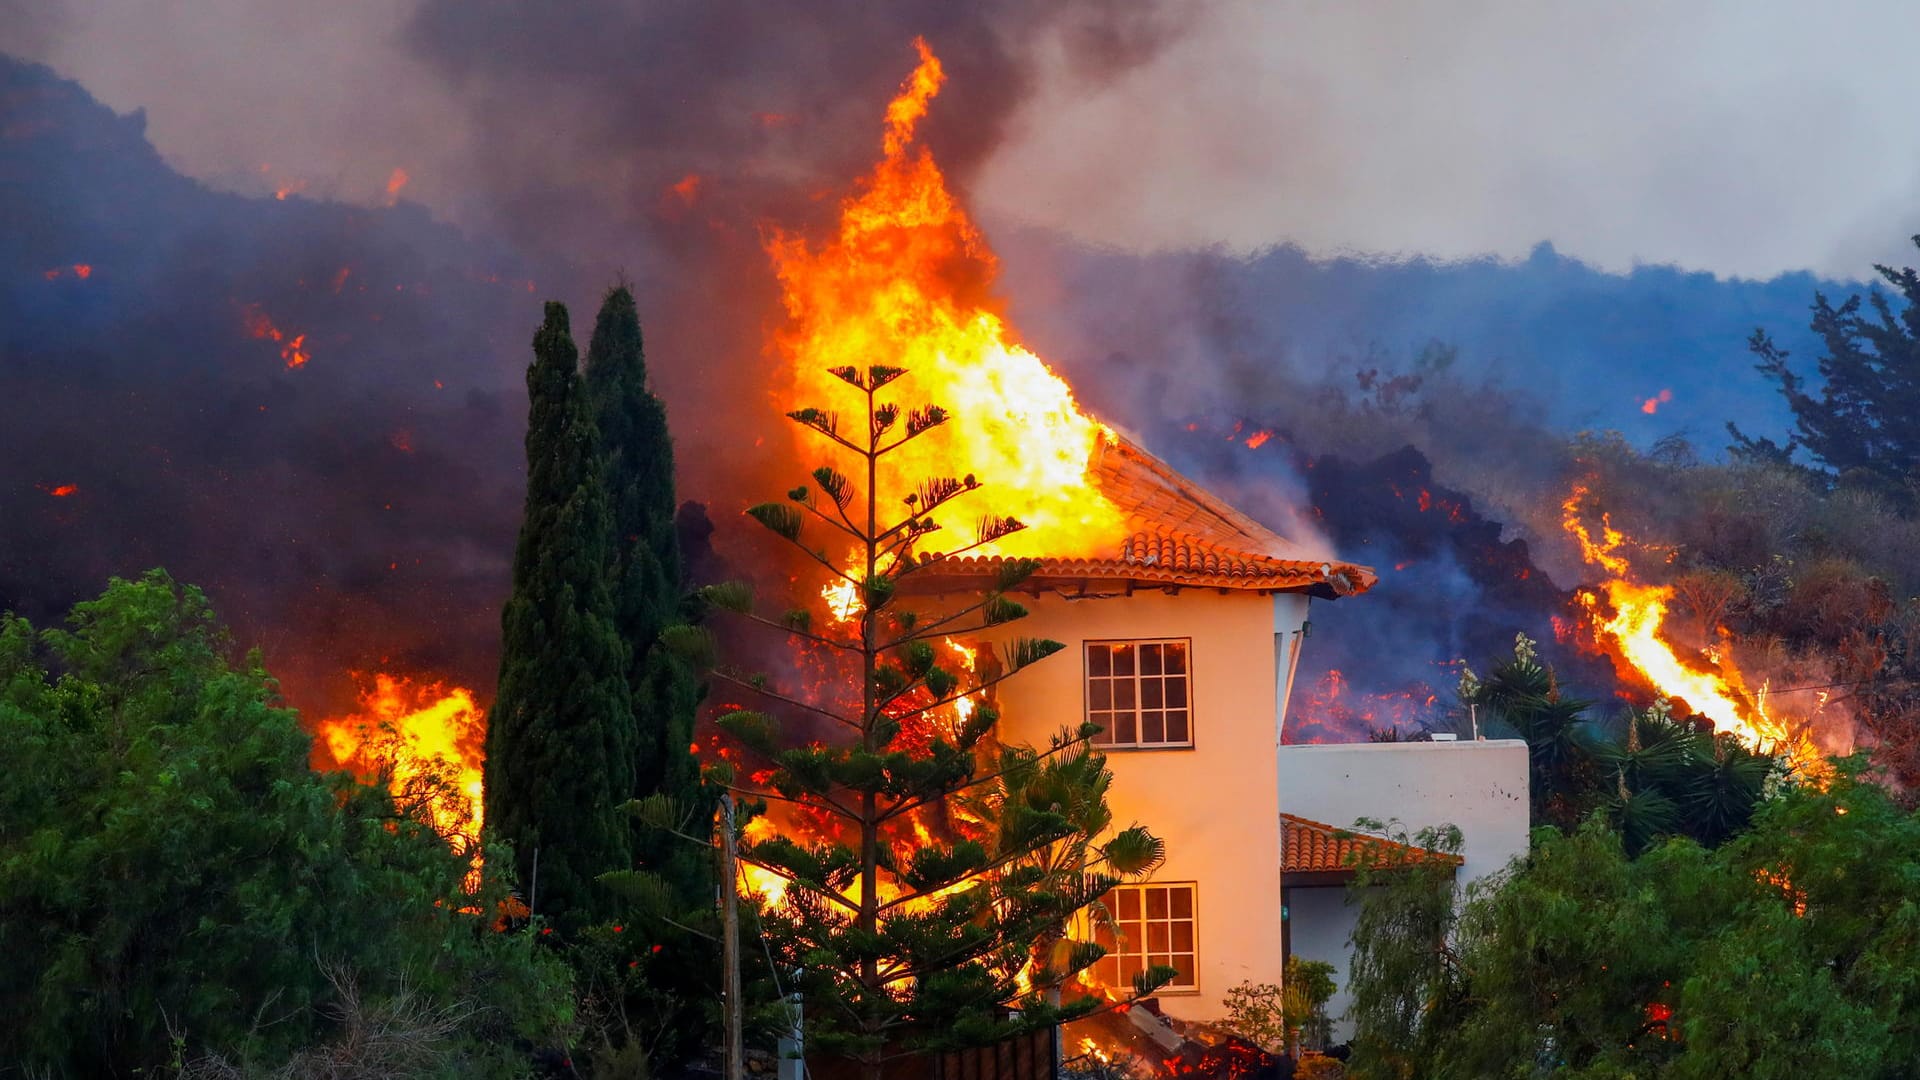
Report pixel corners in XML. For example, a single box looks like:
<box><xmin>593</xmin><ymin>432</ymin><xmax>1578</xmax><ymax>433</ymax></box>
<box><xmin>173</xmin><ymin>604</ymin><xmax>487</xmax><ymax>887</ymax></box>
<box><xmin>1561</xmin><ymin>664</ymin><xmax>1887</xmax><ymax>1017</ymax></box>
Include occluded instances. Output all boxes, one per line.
<box><xmin>900</xmin><ymin>433</ymin><xmax>1377</xmax><ymax>595</ymax></box>
<box><xmin>1281</xmin><ymin>813</ymin><xmax>1464</xmax><ymax>875</ymax></box>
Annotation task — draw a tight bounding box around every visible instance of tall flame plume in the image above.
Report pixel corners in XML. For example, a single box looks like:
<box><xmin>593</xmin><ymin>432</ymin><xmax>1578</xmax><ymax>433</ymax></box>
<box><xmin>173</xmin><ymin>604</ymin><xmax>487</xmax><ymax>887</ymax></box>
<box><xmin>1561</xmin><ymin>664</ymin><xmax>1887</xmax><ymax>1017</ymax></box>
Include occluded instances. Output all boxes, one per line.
<box><xmin>766</xmin><ymin>37</ymin><xmax>1128</xmax><ymax>584</ymax></box>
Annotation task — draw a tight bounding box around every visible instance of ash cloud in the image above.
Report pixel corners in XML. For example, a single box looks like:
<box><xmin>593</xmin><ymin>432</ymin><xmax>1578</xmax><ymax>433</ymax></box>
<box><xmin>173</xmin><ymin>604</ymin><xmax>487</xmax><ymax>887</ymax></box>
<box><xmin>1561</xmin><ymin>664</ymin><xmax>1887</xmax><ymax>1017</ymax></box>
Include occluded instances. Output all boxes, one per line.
<box><xmin>0</xmin><ymin>6</ymin><xmax>1196</xmax><ymax>718</ymax></box>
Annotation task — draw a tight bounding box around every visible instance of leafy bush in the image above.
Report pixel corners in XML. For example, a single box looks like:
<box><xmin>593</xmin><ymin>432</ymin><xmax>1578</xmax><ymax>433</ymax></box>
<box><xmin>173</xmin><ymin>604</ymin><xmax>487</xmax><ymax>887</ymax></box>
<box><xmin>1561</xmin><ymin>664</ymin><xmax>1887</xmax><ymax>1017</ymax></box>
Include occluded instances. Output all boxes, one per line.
<box><xmin>1346</xmin><ymin>761</ymin><xmax>1920</xmax><ymax>1078</ymax></box>
<box><xmin>0</xmin><ymin>570</ymin><xmax>571</xmax><ymax>1077</ymax></box>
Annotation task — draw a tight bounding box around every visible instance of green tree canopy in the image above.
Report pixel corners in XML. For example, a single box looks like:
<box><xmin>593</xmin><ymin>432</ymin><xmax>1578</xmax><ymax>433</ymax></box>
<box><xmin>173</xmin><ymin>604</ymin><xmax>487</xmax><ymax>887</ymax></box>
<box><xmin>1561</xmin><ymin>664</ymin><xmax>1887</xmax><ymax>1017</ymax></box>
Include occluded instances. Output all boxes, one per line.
<box><xmin>1737</xmin><ymin>235</ymin><xmax>1920</xmax><ymax>502</ymax></box>
<box><xmin>486</xmin><ymin>302</ymin><xmax>637</xmax><ymax>932</ymax></box>
<box><xmin>1345</xmin><ymin>760</ymin><xmax>1920</xmax><ymax>1080</ymax></box>
<box><xmin>0</xmin><ymin>570</ymin><xmax>566</xmax><ymax>1077</ymax></box>
<box><xmin>583</xmin><ymin>284</ymin><xmax>708</xmax><ymax>904</ymax></box>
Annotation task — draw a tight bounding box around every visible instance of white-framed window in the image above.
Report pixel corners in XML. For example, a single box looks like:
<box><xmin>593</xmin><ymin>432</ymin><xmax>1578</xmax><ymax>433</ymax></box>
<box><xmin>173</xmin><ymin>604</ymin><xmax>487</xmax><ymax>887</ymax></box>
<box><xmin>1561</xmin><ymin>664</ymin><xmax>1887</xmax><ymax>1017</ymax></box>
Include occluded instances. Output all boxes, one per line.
<box><xmin>1085</xmin><ymin>639</ymin><xmax>1192</xmax><ymax>748</ymax></box>
<box><xmin>1092</xmin><ymin>882</ymin><xmax>1199</xmax><ymax>992</ymax></box>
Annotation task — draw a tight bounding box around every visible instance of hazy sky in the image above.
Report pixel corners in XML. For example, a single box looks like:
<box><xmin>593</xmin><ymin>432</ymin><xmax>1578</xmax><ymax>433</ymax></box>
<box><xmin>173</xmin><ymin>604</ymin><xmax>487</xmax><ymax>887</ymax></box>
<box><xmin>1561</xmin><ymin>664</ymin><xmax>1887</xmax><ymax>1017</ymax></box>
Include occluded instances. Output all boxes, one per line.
<box><xmin>10</xmin><ymin>1</ymin><xmax>1919</xmax><ymax>280</ymax></box>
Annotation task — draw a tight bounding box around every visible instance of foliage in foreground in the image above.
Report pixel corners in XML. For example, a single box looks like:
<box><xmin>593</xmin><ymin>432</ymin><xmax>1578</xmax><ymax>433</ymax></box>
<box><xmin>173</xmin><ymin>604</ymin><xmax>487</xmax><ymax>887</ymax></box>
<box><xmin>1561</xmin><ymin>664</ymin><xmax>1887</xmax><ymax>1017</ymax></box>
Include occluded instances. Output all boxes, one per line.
<box><xmin>1346</xmin><ymin>760</ymin><xmax>1920</xmax><ymax>1079</ymax></box>
<box><xmin>702</xmin><ymin>359</ymin><xmax>1171</xmax><ymax>1079</ymax></box>
<box><xmin>1463</xmin><ymin>634</ymin><xmax>1776</xmax><ymax>853</ymax></box>
<box><xmin>0</xmin><ymin>570</ymin><xmax>570</xmax><ymax>1077</ymax></box>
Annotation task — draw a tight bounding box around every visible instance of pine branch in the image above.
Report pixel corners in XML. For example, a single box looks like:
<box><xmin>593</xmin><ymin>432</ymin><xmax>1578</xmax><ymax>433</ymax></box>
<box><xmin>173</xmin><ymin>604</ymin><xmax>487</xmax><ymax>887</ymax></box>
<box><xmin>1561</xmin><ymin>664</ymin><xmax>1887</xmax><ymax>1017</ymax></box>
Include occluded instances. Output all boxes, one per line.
<box><xmin>889</xmin><ymin>527</ymin><xmax>1038</xmax><ymax>581</ymax></box>
<box><xmin>794</xmin><ymin>499</ymin><xmax>865</xmax><ymax>545</ymax></box>
<box><xmin>735</xmin><ymin>611</ymin><xmax>863</xmax><ymax>653</ymax></box>
<box><xmin>874</xmin><ymin>727</ymin><xmax>1098</xmax><ymax>825</ymax></box>
<box><xmin>786</xmin><ymin>408</ymin><xmax>865</xmax><ymax>455</ymax></box>
<box><xmin>726</xmin><ymin>783</ymin><xmax>861</xmax><ymax>826</ymax></box>
<box><xmin>874</xmin><ymin>405</ymin><xmax>950</xmax><ymax>455</ymax></box>
<box><xmin>878</xmin><ymin>592</ymin><xmax>1018</xmax><ymax>650</ymax></box>
<box><xmin>735</xmin><ymin>852</ymin><xmax>861</xmax><ymax>916</ymax></box>
<box><xmin>708</xmin><ymin>669</ymin><xmax>864</xmax><ymax>731</ymax></box>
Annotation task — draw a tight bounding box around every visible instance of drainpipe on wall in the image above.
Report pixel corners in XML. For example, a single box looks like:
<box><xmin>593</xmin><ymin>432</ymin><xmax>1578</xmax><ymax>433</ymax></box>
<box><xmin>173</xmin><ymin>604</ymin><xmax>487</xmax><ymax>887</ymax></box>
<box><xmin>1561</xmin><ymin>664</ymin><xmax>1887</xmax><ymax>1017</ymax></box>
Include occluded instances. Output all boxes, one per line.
<box><xmin>1272</xmin><ymin>594</ymin><xmax>1311</xmax><ymax>743</ymax></box>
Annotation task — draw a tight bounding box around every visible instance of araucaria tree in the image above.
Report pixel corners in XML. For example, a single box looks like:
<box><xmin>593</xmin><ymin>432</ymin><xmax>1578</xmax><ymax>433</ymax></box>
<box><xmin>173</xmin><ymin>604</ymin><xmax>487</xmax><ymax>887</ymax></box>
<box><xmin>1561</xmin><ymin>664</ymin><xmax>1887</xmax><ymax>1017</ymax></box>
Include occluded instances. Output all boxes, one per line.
<box><xmin>703</xmin><ymin>363</ymin><xmax>1171</xmax><ymax>1076</ymax></box>
<box><xmin>486</xmin><ymin>302</ymin><xmax>636</xmax><ymax>930</ymax></box>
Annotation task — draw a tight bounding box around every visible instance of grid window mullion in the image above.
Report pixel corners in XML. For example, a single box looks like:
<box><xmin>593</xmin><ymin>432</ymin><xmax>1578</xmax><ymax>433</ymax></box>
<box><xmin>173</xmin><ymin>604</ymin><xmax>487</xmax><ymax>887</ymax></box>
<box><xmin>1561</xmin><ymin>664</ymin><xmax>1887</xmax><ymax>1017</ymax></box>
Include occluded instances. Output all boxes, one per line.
<box><xmin>1086</xmin><ymin>640</ymin><xmax>1192</xmax><ymax>749</ymax></box>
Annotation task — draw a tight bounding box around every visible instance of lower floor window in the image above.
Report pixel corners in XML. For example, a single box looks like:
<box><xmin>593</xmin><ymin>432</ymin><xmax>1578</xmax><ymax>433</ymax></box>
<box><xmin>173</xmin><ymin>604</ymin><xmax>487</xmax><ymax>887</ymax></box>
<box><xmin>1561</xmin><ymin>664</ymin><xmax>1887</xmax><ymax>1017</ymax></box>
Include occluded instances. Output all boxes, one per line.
<box><xmin>1093</xmin><ymin>882</ymin><xmax>1198</xmax><ymax>992</ymax></box>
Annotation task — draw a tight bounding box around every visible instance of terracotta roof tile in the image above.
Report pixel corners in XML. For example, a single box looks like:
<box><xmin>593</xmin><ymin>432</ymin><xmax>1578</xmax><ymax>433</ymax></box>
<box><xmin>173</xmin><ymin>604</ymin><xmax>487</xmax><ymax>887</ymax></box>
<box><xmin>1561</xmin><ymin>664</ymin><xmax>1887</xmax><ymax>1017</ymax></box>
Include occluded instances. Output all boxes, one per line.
<box><xmin>916</xmin><ymin>435</ymin><xmax>1376</xmax><ymax>596</ymax></box>
<box><xmin>1281</xmin><ymin>814</ymin><xmax>1463</xmax><ymax>876</ymax></box>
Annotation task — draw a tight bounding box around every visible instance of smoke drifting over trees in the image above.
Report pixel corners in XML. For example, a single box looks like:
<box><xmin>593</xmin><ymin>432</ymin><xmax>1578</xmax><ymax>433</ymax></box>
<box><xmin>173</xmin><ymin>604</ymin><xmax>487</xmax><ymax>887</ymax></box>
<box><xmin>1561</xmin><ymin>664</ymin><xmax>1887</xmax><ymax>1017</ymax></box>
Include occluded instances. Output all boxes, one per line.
<box><xmin>3</xmin><ymin>8</ymin><xmax>1912</xmax><ymax>775</ymax></box>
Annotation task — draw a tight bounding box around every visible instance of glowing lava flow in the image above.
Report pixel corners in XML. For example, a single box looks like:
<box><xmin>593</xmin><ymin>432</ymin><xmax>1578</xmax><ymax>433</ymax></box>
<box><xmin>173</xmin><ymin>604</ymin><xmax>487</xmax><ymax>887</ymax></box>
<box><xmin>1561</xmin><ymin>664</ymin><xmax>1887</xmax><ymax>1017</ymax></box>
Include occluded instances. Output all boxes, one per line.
<box><xmin>766</xmin><ymin>37</ymin><xmax>1128</xmax><ymax>585</ymax></box>
<box><xmin>241</xmin><ymin>303</ymin><xmax>312</xmax><ymax>369</ymax></box>
<box><xmin>1562</xmin><ymin>485</ymin><xmax>1818</xmax><ymax>769</ymax></box>
<box><xmin>313</xmin><ymin>673</ymin><xmax>486</xmax><ymax>855</ymax></box>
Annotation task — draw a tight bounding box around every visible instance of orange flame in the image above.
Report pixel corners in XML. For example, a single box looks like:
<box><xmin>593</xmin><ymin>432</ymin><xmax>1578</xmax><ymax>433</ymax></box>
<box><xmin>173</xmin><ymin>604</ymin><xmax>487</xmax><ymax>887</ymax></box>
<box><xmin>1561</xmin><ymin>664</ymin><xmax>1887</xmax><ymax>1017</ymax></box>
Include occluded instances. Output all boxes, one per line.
<box><xmin>1641</xmin><ymin>388</ymin><xmax>1673</xmax><ymax>415</ymax></box>
<box><xmin>1562</xmin><ymin>484</ymin><xmax>1820</xmax><ymax>770</ymax></box>
<box><xmin>241</xmin><ymin>303</ymin><xmax>312</xmax><ymax>369</ymax></box>
<box><xmin>313</xmin><ymin>673</ymin><xmax>486</xmax><ymax>863</ymax></box>
<box><xmin>767</xmin><ymin>37</ymin><xmax>1127</xmax><ymax>600</ymax></box>
<box><xmin>38</xmin><ymin>483</ymin><xmax>78</xmax><ymax>497</ymax></box>
<box><xmin>385</xmin><ymin>167</ymin><xmax>409</xmax><ymax>205</ymax></box>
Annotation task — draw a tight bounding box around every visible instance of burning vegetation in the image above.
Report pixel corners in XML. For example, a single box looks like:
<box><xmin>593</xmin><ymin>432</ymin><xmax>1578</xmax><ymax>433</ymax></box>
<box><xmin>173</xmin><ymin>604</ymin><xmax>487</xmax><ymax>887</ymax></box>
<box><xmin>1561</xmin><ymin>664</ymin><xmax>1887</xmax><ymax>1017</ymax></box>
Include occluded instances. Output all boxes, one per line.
<box><xmin>311</xmin><ymin>672</ymin><xmax>487</xmax><ymax>859</ymax></box>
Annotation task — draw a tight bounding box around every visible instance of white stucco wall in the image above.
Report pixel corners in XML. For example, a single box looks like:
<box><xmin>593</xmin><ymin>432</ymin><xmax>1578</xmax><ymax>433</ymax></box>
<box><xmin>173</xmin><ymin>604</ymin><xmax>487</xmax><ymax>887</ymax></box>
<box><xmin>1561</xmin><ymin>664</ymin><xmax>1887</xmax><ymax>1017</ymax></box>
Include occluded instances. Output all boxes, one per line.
<box><xmin>981</xmin><ymin>587</ymin><xmax>1292</xmax><ymax>1021</ymax></box>
<box><xmin>1278</xmin><ymin>740</ymin><xmax>1531</xmax><ymax>1039</ymax></box>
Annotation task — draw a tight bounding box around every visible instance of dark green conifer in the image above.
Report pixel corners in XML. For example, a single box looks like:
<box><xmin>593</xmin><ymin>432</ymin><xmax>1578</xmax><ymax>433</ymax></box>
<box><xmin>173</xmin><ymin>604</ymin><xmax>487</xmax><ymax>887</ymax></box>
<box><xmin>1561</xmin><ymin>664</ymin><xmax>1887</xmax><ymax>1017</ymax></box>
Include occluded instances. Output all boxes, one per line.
<box><xmin>583</xmin><ymin>285</ymin><xmax>709</xmax><ymax>903</ymax></box>
<box><xmin>486</xmin><ymin>302</ymin><xmax>636</xmax><ymax>931</ymax></box>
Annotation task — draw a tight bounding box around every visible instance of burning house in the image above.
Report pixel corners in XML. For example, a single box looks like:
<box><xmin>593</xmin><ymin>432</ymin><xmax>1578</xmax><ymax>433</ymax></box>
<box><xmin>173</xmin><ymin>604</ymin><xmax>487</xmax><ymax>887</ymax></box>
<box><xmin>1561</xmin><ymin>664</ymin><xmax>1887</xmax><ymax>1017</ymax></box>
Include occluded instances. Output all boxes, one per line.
<box><xmin>905</xmin><ymin>433</ymin><xmax>1373</xmax><ymax>1018</ymax></box>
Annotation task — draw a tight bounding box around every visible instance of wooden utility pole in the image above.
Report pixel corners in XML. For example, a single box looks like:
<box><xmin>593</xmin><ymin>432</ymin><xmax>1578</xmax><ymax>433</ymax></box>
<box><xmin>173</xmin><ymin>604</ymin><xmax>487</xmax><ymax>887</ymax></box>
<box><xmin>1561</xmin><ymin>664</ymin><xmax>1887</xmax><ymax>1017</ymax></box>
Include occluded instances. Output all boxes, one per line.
<box><xmin>721</xmin><ymin>794</ymin><xmax>745</xmax><ymax>1080</ymax></box>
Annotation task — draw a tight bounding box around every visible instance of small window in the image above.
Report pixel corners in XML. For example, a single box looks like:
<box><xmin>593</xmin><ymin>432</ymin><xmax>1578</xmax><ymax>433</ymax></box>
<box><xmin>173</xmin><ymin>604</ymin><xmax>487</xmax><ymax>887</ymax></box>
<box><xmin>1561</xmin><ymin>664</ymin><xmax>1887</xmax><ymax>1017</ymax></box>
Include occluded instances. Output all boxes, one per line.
<box><xmin>1086</xmin><ymin>640</ymin><xmax>1191</xmax><ymax>748</ymax></box>
<box><xmin>1092</xmin><ymin>883</ymin><xmax>1199</xmax><ymax>992</ymax></box>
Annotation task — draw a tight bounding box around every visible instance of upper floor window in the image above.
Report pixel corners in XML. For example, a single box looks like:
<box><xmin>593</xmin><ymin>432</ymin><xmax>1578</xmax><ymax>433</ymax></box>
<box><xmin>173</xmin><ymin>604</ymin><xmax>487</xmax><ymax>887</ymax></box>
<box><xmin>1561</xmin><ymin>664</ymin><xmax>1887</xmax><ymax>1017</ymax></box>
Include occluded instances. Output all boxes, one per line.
<box><xmin>1092</xmin><ymin>882</ymin><xmax>1199</xmax><ymax>992</ymax></box>
<box><xmin>1086</xmin><ymin>639</ymin><xmax>1192</xmax><ymax>748</ymax></box>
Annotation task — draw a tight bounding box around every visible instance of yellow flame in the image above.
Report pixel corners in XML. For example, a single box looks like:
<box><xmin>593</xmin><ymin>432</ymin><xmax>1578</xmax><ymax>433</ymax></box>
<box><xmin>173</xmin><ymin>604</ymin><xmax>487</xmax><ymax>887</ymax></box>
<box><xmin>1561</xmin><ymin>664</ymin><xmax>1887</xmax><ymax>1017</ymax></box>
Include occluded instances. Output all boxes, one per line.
<box><xmin>314</xmin><ymin>673</ymin><xmax>486</xmax><ymax>873</ymax></box>
<box><xmin>769</xmin><ymin>38</ymin><xmax>1128</xmax><ymax>571</ymax></box>
<box><xmin>1563</xmin><ymin>485</ymin><xmax>1821</xmax><ymax>771</ymax></box>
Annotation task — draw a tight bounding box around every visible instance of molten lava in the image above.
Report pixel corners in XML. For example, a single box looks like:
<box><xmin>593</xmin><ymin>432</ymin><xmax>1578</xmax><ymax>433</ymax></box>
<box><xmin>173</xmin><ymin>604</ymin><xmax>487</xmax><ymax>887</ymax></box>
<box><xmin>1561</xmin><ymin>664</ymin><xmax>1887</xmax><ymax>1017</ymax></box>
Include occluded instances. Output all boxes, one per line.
<box><xmin>313</xmin><ymin>673</ymin><xmax>486</xmax><ymax>854</ymax></box>
<box><xmin>766</xmin><ymin>37</ymin><xmax>1128</xmax><ymax>585</ymax></box>
<box><xmin>241</xmin><ymin>303</ymin><xmax>312</xmax><ymax>369</ymax></box>
<box><xmin>1562</xmin><ymin>484</ymin><xmax>1820</xmax><ymax>770</ymax></box>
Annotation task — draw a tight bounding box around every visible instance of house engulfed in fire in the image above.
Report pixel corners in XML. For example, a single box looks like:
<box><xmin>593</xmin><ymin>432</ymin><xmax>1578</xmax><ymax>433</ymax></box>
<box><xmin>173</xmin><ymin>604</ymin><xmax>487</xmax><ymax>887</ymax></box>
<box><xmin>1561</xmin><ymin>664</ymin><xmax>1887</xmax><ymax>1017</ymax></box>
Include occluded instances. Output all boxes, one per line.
<box><xmin>915</xmin><ymin>434</ymin><xmax>1529</xmax><ymax>1023</ymax></box>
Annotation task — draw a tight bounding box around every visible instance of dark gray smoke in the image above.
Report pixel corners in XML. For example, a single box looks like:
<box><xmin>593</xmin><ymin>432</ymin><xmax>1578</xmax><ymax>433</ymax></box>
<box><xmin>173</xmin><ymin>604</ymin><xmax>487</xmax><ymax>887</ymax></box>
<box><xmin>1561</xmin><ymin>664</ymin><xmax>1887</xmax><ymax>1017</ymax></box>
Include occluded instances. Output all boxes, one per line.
<box><xmin>0</xmin><ymin>7</ymin><xmax>1197</xmax><ymax>717</ymax></box>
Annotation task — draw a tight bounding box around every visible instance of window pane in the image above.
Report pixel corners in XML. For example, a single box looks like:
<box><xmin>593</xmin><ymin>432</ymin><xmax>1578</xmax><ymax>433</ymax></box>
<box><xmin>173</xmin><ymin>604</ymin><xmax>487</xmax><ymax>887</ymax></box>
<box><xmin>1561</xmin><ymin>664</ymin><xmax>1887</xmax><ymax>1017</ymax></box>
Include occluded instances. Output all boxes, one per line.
<box><xmin>1165</xmin><ymin>676</ymin><xmax>1188</xmax><ymax>709</ymax></box>
<box><xmin>1141</xmin><ymin>644</ymin><xmax>1163</xmax><ymax>675</ymax></box>
<box><xmin>1141</xmin><ymin>712</ymin><xmax>1165</xmax><ymax>744</ymax></box>
<box><xmin>1146</xmin><ymin>888</ymin><xmax>1168</xmax><ymax>919</ymax></box>
<box><xmin>1093</xmin><ymin>920</ymin><xmax>1116</xmax><ymax>950</ymax></box>
<box><xmin>1163</xmin><ymin>643</ymin><xmax>1187</xmax><ymax>674</ymax></box>
<box><xmin>1112</xmin><ymin>645</ymin><xmax>1135</xmax><ymax>676</ymax></box>
<box><xmin>1090</xmin><ymin>716</ymin><xmax>1113</xmax><ymax>744</ymax></box>
<box><xmin>1088</xmin><ymin>646</ymin><xmax>1111</xmax><ymax>677</ymax></box>
<box><xmin>1148</xmin><ymin>923</ymin><xmax>1170</xmax><ymax>953</ymax></box>
<box><xmin>1170</xmin><ymin>966</ymin><xmax>1194</xmax><ymax>987</ymax></box>
<box><xmin>1120</xmin><ymin>956</ymin><xmax>1142</xmax><ymax>983</ymax></box>
<box><xmin>1165</xmin><ymin>711</ymin><xmax>1189</xmax><ymax>745</ymax></box>
<box><xmin>1173</xmin><ymin>923</ymin><xmax>1194</xmax><ymax>953</ymax></box>
<box><xmin>1090</xmin><ymin>681</ymin><xmax>1112</xmax><ymax>710</ymax></box>
<box><xmin>1171</xmin><ymin>887</ymin><xmax>1193</xmax><ymax>918</ymax></box>
<box><xmin>1114</xmin><ymin>681</ymin><xmax>1136</xmax><ymax>710</ymax></box>
<box><xmin>1116</xmin><ymin>889</ymin><xmax>1138</xmax><ymax>920</ymax></box>
<box><xmin>1142</xmin><ymin>680</ymin><xmax>1164</xmax><ymax>709</ymax></box>
<box><xmin>1113</xmin><ymin>713</ymin><xmax>1137</xmax><ymax>744</ymax></box>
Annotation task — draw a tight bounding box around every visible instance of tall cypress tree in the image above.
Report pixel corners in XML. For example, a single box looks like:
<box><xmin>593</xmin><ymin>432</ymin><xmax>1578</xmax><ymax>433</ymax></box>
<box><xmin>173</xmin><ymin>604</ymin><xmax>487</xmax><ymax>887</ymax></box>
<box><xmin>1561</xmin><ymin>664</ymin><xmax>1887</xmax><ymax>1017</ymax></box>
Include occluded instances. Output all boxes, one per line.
<box><xmin>583</xmin><ymin>285</ymin><xmax>708</xmax><ymax>902</ymax></box>
<box><xmin>486</xmin><ymin>302</ymin><xmax>636</xmax><ymax>931</ymax></box>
